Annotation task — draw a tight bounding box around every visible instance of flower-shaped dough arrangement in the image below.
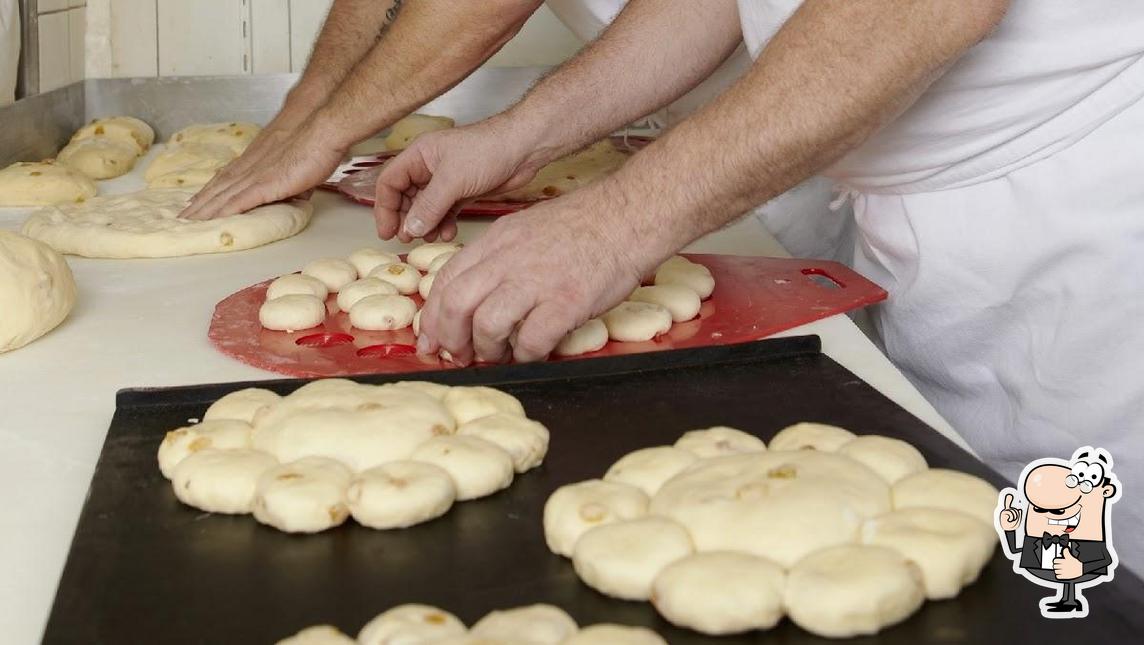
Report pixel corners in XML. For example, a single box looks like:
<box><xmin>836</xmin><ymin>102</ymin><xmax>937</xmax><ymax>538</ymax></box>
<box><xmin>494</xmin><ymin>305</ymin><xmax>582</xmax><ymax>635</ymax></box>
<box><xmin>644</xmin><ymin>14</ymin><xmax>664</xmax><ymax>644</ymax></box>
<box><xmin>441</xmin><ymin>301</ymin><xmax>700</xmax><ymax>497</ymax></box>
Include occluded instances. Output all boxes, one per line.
<box><xmin>544</xmin><ymin>423</ymin><xmax>1000</xmax><ymax>639</ymax></box>
<box><xmin>158</xmin><ymin>379</ymin><xmax>548</xmax><ymax>533</ymax></box>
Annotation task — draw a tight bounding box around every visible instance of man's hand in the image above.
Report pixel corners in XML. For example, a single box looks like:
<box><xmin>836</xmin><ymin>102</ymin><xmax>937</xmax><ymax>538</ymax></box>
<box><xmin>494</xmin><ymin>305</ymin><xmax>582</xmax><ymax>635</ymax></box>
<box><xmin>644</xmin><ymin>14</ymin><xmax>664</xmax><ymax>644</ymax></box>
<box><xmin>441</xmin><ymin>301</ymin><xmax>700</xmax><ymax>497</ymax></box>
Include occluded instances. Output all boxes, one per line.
<box><xmin>1053</xmin><ymin>548</ymin><xmax>1084</xmax><ymax>581</ymax></box>
<box><xmin>417</xmin><ymin>189</ymin><xmax>649</xmax><ymax>365</ymax></box>
<box><xmin>998</xmin><ymin>492</ymin><xmax>1022</xmax><ymax>531</ymax></box>
<box><xmin>373</xmin><ymin>118</ymin><xmax>548</xmax><ymax>242</ymax></box>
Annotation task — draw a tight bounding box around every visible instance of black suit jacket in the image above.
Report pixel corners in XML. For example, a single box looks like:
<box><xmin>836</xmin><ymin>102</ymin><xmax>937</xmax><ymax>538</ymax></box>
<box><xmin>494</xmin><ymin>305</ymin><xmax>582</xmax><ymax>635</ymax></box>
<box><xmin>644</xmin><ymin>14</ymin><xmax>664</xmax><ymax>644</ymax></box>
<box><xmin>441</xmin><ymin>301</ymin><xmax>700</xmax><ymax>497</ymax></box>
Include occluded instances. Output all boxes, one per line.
<box><xmin>1003</xmin><ymin>530</ymin><xmax>1113</xmax><ymax>576</ymax></box>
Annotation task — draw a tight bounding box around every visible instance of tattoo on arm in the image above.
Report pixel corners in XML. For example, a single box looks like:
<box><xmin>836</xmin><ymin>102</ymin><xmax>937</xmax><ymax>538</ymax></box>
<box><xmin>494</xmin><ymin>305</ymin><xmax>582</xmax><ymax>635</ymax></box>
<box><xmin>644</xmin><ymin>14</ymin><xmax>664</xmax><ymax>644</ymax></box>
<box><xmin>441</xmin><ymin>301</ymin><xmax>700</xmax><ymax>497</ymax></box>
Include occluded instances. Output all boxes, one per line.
<box><xmin>378</xmin><ymin>0</ymin><xmax>405</xmax><ymax>40</ymax></box>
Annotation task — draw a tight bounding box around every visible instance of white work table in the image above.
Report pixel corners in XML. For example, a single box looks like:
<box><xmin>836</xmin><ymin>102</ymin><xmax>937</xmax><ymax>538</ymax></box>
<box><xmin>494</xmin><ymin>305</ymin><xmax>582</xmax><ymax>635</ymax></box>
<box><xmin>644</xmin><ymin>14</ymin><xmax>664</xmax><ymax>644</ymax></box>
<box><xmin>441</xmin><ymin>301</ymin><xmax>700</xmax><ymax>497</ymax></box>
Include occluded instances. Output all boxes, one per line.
<box><xmin>0</xmin><ymin>158</ymin><xmax>962</xmax><ymax>643</ymax></box>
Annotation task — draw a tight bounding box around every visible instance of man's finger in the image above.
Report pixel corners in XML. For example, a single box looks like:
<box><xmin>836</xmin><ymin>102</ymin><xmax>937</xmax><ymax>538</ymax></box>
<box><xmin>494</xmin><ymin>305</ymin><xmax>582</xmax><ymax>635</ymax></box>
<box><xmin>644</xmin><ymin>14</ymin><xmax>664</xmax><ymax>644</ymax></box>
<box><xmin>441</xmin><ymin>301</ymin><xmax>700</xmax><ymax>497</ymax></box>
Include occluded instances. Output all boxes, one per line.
<box><xmin>375</xmin><ymin>151</ymin><xmax>433</xmax><ymax>238</ymax></box>
<box><xmin>513</xmin><ymin>301</ymin><xmax>579</xmax><ymax>363</ymax></box>
<box><xmin>472</xmin><ymin>286</ymin><xmax>537</xmax><ymax>363</ymax></box>
<box><xmin>422</xmin><ymin>263</ymin><xmax>500</xmax><ymax>365</ymax></box>
<box><xmin>1003</xmin><ymin>493</ymin><xmax>1014</xmax><ymax>509</ymax></box>
<box><xmin>401</xmin><ymin>166</ymin><xmax>465</xmax><ymax>238</ymax></box>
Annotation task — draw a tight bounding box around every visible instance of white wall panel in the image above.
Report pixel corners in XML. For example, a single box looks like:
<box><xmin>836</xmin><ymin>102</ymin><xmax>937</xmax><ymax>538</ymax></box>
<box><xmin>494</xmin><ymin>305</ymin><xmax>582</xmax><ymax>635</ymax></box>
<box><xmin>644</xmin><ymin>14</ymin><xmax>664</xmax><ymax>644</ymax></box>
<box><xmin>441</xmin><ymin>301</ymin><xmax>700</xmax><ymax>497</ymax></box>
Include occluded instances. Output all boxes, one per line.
<box><xmin>251</xmin><ymin>0</ymin><xmax>290</xmax><ymax>73</ymax></box>
<box><xmin>288</xmin><ymin>0</ymin><xmax>332</xmax><ymax>72</ymax></box>
<box><xmin>38</xmin><ymin>12</ymin><xmax>71</xmax><ymax>91</ymax></box>
<box><xmin>157</xmin><ymin>0</ymin><xmax>246</xmax><ymax>76</ymax></box>
<box><xmin>68</xmin><ymin>7</ymin><xmax>86</xmax><ymax>82</ymax></box>
<box><xmin>108</xmin><ymin>0</ymin><xmax>158</xmax><ymax>77</ymax></box>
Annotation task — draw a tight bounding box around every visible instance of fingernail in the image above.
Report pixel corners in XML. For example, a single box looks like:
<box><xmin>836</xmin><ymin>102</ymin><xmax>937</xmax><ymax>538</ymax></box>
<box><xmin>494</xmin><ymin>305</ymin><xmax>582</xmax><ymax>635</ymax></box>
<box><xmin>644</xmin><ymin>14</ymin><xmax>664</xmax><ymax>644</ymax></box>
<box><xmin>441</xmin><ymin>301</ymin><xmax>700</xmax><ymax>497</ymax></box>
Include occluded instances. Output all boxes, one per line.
<box><xmin>405</xmin><ymin>219</ymin><xmax>426</xmax><ymax>237</ymax></box>
<box><xmin>416</xmin><ymin>336</ymin><xmax>431</xmax><ymax>355</ymax></box>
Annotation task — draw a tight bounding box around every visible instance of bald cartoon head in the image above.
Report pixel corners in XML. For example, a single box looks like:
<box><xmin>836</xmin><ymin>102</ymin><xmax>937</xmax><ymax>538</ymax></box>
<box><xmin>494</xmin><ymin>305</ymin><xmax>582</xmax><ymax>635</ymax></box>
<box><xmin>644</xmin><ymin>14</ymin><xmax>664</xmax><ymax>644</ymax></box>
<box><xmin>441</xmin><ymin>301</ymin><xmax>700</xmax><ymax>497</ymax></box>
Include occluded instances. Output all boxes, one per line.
<box><xmin>1022</xmin><ymin>449</ymin><xmax>1117</xmax><ymax>542</ymax></box>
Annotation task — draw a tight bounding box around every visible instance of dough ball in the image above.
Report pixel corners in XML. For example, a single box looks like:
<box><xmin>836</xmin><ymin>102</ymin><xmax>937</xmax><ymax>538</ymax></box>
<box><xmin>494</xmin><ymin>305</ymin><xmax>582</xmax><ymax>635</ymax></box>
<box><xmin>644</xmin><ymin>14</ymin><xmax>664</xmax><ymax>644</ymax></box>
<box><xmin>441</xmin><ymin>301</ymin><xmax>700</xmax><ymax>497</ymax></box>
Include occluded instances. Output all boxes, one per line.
<box><xmin>253</xmin><ymin>457</ymin><xmax>352</xmax><ymax>533</ymax></box>
<box><xmin>862</xmin><ymin>507</ymin><xmax>996</xmax><ymax>599</ymax></box>
<box><xmin>892</xmin><ymin>468</ymin><xmax>999</xmax><ymax>525</ymax></box>
<box><xmin>651</xmin><ymin>551</ymin><xmax>785</xmax><ymax>635</ymax></box>
<box><xmin>347</xmin><ymin>247</ymin><xmax>401</xmax><ymax>278</ymax></box>
<box><xmin>543</xmin><ymin>479</ymin><xmax>650</xmax><ymax>557</ymax></box>
<box><xmin>563</xmin><ymin>625</ymin><xmax>666</xmax><ymax>645</ymax></box>
<box><xmin>408</xmin><ymin>241</ymin><xmax>463</xmax><ymax>271</ymax></box>
<box><xmin>266</xmin><ymin>273</ymin><xmax>329</xmax><ymax>301</ymax></box>
<box><xmin>656</xmin><ymin>255</ymin><xmax>694</xmax><ymax>272</ymax></box>
<box><xmin>357</xmin><ymin>604</ymin><xmax>466</xmax><ymax>645</ymax></box>
<box><xmin>336</xmin><ymin>278</ymin><xmax>398</xmax><ymax>312</ymax></box>
<box><xmin>470</xmin><ymin>604</ymin><xmax>578</xmax><ymax>644</ymax></box>
<box><xmin>554</xmin><ymin>319</ymin><xmax>608</xmax><ymax>357</ymax></box>
<box><xmin>418</xmin><ymin>272</ymin><xmax>436</xmax><ymax>300</ymax></box>
<box><xmin>275</xmin><ymin>625</ymin><xmax>355</xmax><ymax>645</ymax></box>
<box><xmin>144</xmin><ymin>142</ymin><xmax>235</xmax><ymax>187</ymax></box>
<box><xmin>368</xmin><ymin>261</ymin><xmax>421</xmax><ymax>295</ymax></box>
<box><xmin>427</xmin><ymin>250</ymin><xmax>457</xmax><ymax>274</ymax></box>
<box><xmin>838</xmin><ymin>435</ymin><xmax>928</xmax><ymax>484</ymax></box>
<box><xmin>56</xmin><ymin>137</ymin><xmax>140</xmax><ymax>180</ymax></box>
<box><xmin>204</xmin><ymin>387</ymin><xmax>282</xmax><ymax>423</ymax></box>
<box><xmin>784</xmin><ymin>544</ymin><xmax>925</xmax><ymax>638</ymax></box>
<box><xmin>654</xmin><ymin>261</ymin><xmax>714</xmax><ymax>299</ymax></box>
<box><xmin>169</xmin><ymin>121</ymin><xmax>261</xmax><ymax>155</ymax></box>
<box><xmin>349</xmin><ymin>294</ymin><xmax>417</xmax><ymax>331</ymax></box>
<box><xmin>603</xmin><ymin>446</ymin><xmax>699</xmax><ymax>496</ymax></box>
<box><xmin>456</xmin><ymin>413</ymin><xmax>549</xmax><ymax>473</ymax></box>
<box><xmin>673</xmin><ymin>426</ymin><xmax>766</xmax><ymax>458</ymax></box>
<box><xmin>768</xmin><ymin>421</ymin><xmax>856</xmax><ymax>452</ymax></box>
<box><xmin>157</xmin><ymin>419</ymin><xmax>253</xmax><ymax>479</ymax></box>
<box><xmin>628</xmin><ymin>285</ymin><xmax>701</xmax><ymax>323</ymax></box>
<box><xmin>601</xmin><ymin>302</ymin><xmax>672</xmax><ymax>342</ymax></box>
<box><xmin>171</xmin><ymin>448</ymin><xmax>277</xmax><ymax>514</ymax></box>
<box><xmin>442</xmin><ymin>386</ymin><xmax>526</xmax><ymax>424</ymax></box>
<box><xmin>72</xmin><ymin>116</ymin><xmax>154</xmax><ymax>151</ymax></box>
<box><xmin>0</xmin><ymin>231</ymin><xmax>77</xmax><ymax>353</ymax></box>
<box><xmin>410</xmin><ymin>435</ymin><xmax>515</xmax><ymax>500</ymax></box>
<box><xmin>301</xmin><ymin>258</ymin><xmax>358</xmax><ymax>293</ymax></box>
<box><xmin>384</xmin><ymin>114</ymin><xmax>456</xmax><ymax>151</ymax></box>
<box><xmin>650</xmin><ymin>451</ymin><xmax>890</xmax><ymax>568</ymax></box>
<box><xmin>0</xmin><ymin>161</ymin><xmax>97</xmax><ymax>206</ymax></box>
<box><xmin>259</xmin><ymin>294</ymin><xmax>327</xmax><ymax>332</ymax></box>
<box><xmin>347</xmin><ymin>460</ymin><xmax>456</xmax><ymax>529</ymax></box>
<box><xmin>573</xmin><ymin>517</ymin><xmax>694</xmax><ymax>600</ymax></box>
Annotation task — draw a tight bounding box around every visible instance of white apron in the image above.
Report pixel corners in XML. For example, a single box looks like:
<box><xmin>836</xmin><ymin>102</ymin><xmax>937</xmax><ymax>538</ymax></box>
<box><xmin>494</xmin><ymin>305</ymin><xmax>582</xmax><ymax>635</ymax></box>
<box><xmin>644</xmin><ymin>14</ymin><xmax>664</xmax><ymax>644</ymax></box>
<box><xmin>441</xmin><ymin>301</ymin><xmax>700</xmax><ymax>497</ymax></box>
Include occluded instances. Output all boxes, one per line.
<box><xmin>738</xmin><ymin>0</ymin><xmax>1144</xmax><ymax>569</ymax></box>
<box><xmin>544</xmin><ymin>0</ymin><xmax>852</xmax><ymax>261</ymax></box>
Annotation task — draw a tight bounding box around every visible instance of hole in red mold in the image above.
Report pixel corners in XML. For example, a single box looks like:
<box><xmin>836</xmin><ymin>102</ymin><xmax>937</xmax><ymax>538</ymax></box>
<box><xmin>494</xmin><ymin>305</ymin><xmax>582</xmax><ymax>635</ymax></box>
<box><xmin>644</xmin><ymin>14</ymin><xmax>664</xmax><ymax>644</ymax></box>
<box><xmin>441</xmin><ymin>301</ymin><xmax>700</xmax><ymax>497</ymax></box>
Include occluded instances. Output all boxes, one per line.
<box><xmin>357</xmin><ymin>343</ymin><xmax>417</xmax><ymax>358</ymax></box>
<box><xmin>295</xmin><ymin>333</ymin><xmax>354</xmax><ymax>348</ymax></box>
<box><xmin>801</xmin><ymin>268</ymin><xmax>844</xmax><ymax>289</ymax></box>
<box><xmin>352</xmin><ymin>160</ymin><xmax>386</xmax><ymax>168</ymax></box>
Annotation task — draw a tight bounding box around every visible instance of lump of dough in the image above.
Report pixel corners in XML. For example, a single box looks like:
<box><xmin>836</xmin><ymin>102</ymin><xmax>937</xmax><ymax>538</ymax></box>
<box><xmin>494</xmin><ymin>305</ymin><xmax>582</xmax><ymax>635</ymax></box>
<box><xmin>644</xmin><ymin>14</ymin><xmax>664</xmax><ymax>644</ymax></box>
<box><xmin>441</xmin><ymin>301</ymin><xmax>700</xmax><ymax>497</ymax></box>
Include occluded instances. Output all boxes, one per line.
<box><xmin>418</xmin><ymin>273</ymin><xmax>436</xmax><ymax>300</ymax></box>
<box><xmin>57</xmin><ymin>137</ymin><xmax>140</xmax><ymax>180</ymax></box>
<box><xmin>650</xmin><ymin>451</ymin><xmax>890</xmax><ymax>568</ymax></box>
<box><xmin>266</xmin><ymin>273</ymin><xmax>329</xmax><ymax>301</ymax></box>
<box><xmin>368</xmin><ymin>261</ymin><xmax>421</xmax><ymax>295</ymax></box>
<box><xmin>572</xmin><ymin>516</ymin><xmax>694</xmax><ymax>600</ymax></box>
<box><xmin>259</xmin><ymin>294</ymin><xmax>327</xmax><ymax>332</ymax></box>
<box><xmin>892</xmin><ymin>468</ymin><xmax>999</xmax><ymax>525</ymax></box>
<box><xmin>391</xmin><ymin>380</ymin><xmax>451</xmax><ymax>401</ymax></box>
<box><xmin>456</xmin><ymin>413</ymin><xmax>549</xmax><ymax>473</ymax></box>
<box><xmin>169</xmin><ymin>121</ymin><xmax>261</xmax><ymax>155</ymax></box>
<box><xmin>358</xmin><ymin>604</ymin><xmax>466</xmax><ymax>645</ymax></box>
<box><xmin>144</xmin><ymin>142</ymin><xmax>236</xmax><ymax>187</ymax></box>
<box><xmin>349</xmin><ymin>294</ymin><xmax>417</xmax><ymax>330</ymax></box>
<box><xmin>601</xmin><ymin>302</ymin><xmax>671</xmax><ymax>342</ymax></box>
<box><xmin>408</xmin><ymin>241</ymin><xmax>462</xmax><ymax>271</ymax></box>
<box><xmin>412</xmin><ymin>308</ymin><xmax>422</xmax><ymax>336</ymax></box>
<box><xmin>301</xmin><ymin>258</ymin><xmax>358</xmax><ymax>293</ymax></box>
<box><xmin>651</xmin><ymin>551</ymin><xmax>785</xmax><ymax>635</ymax></box>
<box><xmin>427</xmin><ymin>250</ymin><xmax>457</xmax><ymax>274</ymax></box>
<box><xmin>347</xmin><ymin>247</ymin><xmax>401</xmax><ymax>278</ymax></box>
<box><xmin>768</xmin><ymin>421</ymin><xmax>856</xmax><ymax>452</ymax></box>
<box><xmin>784</xmin><ymin>544</ymin><xmax>925</xmax><ymax>638</ymax></box>
<box><xmin>336</xmin><ymin>277</ymin><xmax>398</xmax><ymax>312</ymax></box>
<box><xmin>492</xmin><ymin>141</ymin><xmax>629</xmax><ymax>202</ymax></box>
<box><xmin>654</xmin><ymin>261</ymin><xmax>714</xmax><ymax>300</ymax></box>
<box><xmin>563</xmin><ymin>625</ymin><xmax>666</xmax><ymax>645</ymax></box>
<box><xmin>384</xmin><ymin>114</ymin><xmax>456</xmax><ymax>151</ymax></box>
<box><xmin>0</xmin><ymin>231</ymin><xmax>77</xmax><ymax>353</ymax></box>
<box><xmin>157</xmin><ymin>419</ymin><xmax>253</xmax><ymax>479</ymax></box>
<box><xmin>838</xmin><ymin>435</ymin><xmax>928</xmax><ymax>484</ymax></box>
<box><xmin>628</xmin><ymin>285</ymin><xmax>700</xmax><ymax>323</ymax></box>
<box><xmin>253</xmin><ymin>457</ymin><xmax>352</xmax><ymax>533</ymax></box>
<box><xmin>470</xmin><ymin>604</ymin><xmax>578</xmax><ymax>644</ymax></box>
<box><xmin>673</xmin><ymin>426</ymin><xmax>766</xmax><ymax>458</ymax></box>
<box><xmin>0</xmin><ymin>161</ymin><xmax>97</xmax><ymax>206</ymax></box>
<box><xmin>347</xmin><ymin>460</ymin><xmax>456</xmax><ymax>529</ymax></box>
<box><xmin>603</xmin><ymin>446</ymin><xmax>699</xmax><ymax>496</ymax></box>
<box><xmin>204</xmin><ymin>387</ymin><xmax>282</xmax><ymax>423</ymax></box>
<box><xmin>171</xmin><ymin>448</ymin><xmax>278</xmax><ymax>514</ymax></box>
<box><xmin>862</xmin><ymin>507</ymin><xmax>996</xmax><ymax>599</ymax></box>
<box><xmin>543</xmin><ymin>479</ymin><xmax>650</xmax><ymax>557</ymax></box>
<box><xmin>72</xmin><ymin>116</ymin><xmax>154</xmax><ymax>151</ymax></box>
<box><xmin>554</xmin><ymin>319</ymin><xmax>608</xmax><ymax>357</ymax></box>
<box><xmin>275</xmin><ymin>625</ymin><xmax>356</xmax><ymax>645</ymax></box>
<box><xmin>410</xmin><ymin>435</ymin><xmax>515</xmax><ymax>500</ymax></box>
<box><xmin>443</xmin><ymin>386</ymin><xmax>526</xmax><ymax>424</ymax></box>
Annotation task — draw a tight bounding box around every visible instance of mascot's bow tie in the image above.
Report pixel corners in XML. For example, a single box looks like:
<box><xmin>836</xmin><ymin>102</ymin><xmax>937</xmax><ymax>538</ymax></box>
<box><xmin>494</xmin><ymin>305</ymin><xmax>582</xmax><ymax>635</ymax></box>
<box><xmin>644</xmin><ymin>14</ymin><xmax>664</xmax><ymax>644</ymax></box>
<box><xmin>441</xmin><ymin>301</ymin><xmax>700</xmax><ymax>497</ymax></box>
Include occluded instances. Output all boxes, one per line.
<box><xmin>1038</xmin><ymin>532</ymin><xmax>1079</xmax><ymax>557</ymax></box>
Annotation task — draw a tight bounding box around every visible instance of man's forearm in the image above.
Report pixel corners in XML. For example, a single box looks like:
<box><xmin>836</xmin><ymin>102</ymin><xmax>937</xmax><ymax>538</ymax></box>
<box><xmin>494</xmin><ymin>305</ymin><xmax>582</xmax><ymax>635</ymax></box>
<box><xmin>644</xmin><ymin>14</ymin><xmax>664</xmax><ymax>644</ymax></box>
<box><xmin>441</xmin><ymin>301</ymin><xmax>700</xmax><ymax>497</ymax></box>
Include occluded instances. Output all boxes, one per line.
<box><xmin>593</xmin><ymin>0</ymin><xmax>1009</xmax><ymax>263</ymax></box>
<box><xmin>310</xmin><ymin>0</ymin><xmax>544</xmax><ymax>151</ymax></box>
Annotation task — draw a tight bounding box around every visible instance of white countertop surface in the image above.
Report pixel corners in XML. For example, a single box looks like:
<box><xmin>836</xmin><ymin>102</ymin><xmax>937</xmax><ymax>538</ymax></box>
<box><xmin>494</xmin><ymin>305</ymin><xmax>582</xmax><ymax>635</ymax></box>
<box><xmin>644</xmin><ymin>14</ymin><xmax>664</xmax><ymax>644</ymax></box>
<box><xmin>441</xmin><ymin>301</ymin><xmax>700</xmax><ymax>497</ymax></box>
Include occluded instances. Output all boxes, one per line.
<box><xmin>0</xmin><ymin>151</ymin><xmax>962</xmax><ymax>643</ymax></box>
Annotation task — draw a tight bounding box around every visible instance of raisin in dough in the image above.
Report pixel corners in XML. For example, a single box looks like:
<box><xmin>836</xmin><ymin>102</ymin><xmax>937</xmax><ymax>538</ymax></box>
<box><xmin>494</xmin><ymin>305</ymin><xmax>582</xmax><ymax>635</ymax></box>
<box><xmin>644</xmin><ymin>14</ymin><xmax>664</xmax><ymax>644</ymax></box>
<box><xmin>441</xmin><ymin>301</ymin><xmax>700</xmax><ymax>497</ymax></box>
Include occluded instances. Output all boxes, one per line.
<box><xmin>838</xmin><ymin>435</ymin><xmax>928</xmax><ymax>484</ymax></box>
<box><xmin>56</xmin><ymin>137</ymin><xmax>140</xmax><ymax>180</ymax></box>
<box><xmin>0</xmin><ymin>231</ymin><xmax>78</xmax><ymax>353</ymax></box>
<box><xmin>673</xmin><ymin>426</ymin><xmax>766</xmax><ymax>458</ymax></box>
<box><xmin>628</xmin><ymin>285</ymin><xmax>701</xmax><ymax>323</ymax></box>
<box><xmin>892</xmin><ymin>468</ymin><xmax>1000</xmax><ymax>525</ymax></box>
<box><xmin>171</xmin><ymin>448</ymin><xmax>277</xmax><ymax>514</ymax></box>
<box><xmin>651</xmin><ymin>551</ymin><xmax>785</xmax><ymax>635</ymax></box>
<box><xmin>275</xmin><ymin>625</ymin><xmax>356</xmax><ymax>645</ymax></box>
<box><xmin>457</xmin><ymin>413</ymin><xmax>549</xmax><ymax>473</ymax></box>
<box><xmin>470</xmin><ymin>605</ymin><xmax>578</xmax><ymax>644</ymax></box>
<box><xmin>302</xmin><ymin>258</ymin><xmax>358</xmax><ymax>293</ymax></box>
<box><xmin>204</xmin><ymin>388</ymin><xmax>282</xmax><ymax>423</ymax></box>
<box><xmin>260</xmin><ymin>294</ymin><xmax>326</xmax><ymax>332</ymax></box>
<box><xmin>347</xmin><ymin>460</ymin><xmax>456</xmax><ymax>529</ymax></box>
<box><xmin>768</xmin><ymin>421</ymin><xmax>856</xmax><ymax>452</ymax></box>
<box><xmin>543</xmin><ymin>479</ymin><xmax>650</xmax><ymax>557</ymax></box>
<box><xmin>784</xmin><ymin>545</ymin><xmax>925</xmax><ymax>638</ymax></box>
<box><xmin>0</xmin><ymin>161</ymin><xmax>97</xmax><ymax>207</ymax></box>
<box><xmin>603</xmin><ymin>446</ymin><xmax>699</xmax><ymax>496</ymax></box>
<box><xmin>443</xmin><ymin>386</ymin><xmax>526</xmax><ymax>424</ymax></box>
<box><xmin>349</xmin><ymin>294</ymin><xmax>417</xmax><ymax>330</ymax></box>
<box><xmin>601</xmin><ymin>302</ymin><xmax>672</xmax><ymax>342</ymax></box>
<box><xmin>410</xmin><ymin>435</ymin><xmax>515</xmax><ymax>500</ymax></box>
<box><xmin>554</xmin><ymin>319</ymin><xmax>608</xmax><ymax>357</ymax></box>
<box><xmin>266</xmin><ymin>274</ymin><xmax>329</xmax><ymax>301</ymax></box>
<box><xmin>408</xmin><ymin>241</ymin><xmax>462</xmax><ymax>271</ymax></box>
<box><xmin>572</xmin><ymin>517</ymin><xmax>694</xmax><ymax>600</ymax></box>
<box><xmin>654</xmin><ymin>261</ymin><xmax>715</xmax><ymax>300</ymax></box>
<box><xmin>358</xmin><ymin>604</ymin><xmax>467</xmax><ymax>645</ymax></box>
<box><xmin>368</xmin><ymin>261</ymin><xmax>421</xmax><ymax>295</ymax></box>
<box><xmin>252</xmin><ymin>457</ymin><xmax>353</xmax><ymax>533</ymax></box>
<box><xmin>336</xmin><ymin>278</ymin><xmax>398</xmax><ymax>312</ymax></box>
<box><xmin>384</xmin><ymin>114</ymin><xmax>456</xmax><ymax>150</ymax></box>
<box><xmin>158</xmin><ymin>419</ymin><xmax>253</xmax><ymax>478</ymax></box>
<box><xmin>347</xmin><ymin>247</ymin><xmax>401</xmax><ymax>278</ymax></box>
<box><xmin>562</xmin><ymin>624</ymin><xmax>667</xmax><ymax>645</ymax></box>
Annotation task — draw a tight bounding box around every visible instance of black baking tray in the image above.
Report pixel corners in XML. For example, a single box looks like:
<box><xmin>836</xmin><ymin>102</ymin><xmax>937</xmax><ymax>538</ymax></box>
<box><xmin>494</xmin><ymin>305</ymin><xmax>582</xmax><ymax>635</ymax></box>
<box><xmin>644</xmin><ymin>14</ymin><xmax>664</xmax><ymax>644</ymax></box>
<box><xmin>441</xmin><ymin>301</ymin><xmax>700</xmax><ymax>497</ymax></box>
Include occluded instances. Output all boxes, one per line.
<box><xmin>44</xmin><ymin>336</ymin><xmax>1144</xmax><ymax>644</ymax></box>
